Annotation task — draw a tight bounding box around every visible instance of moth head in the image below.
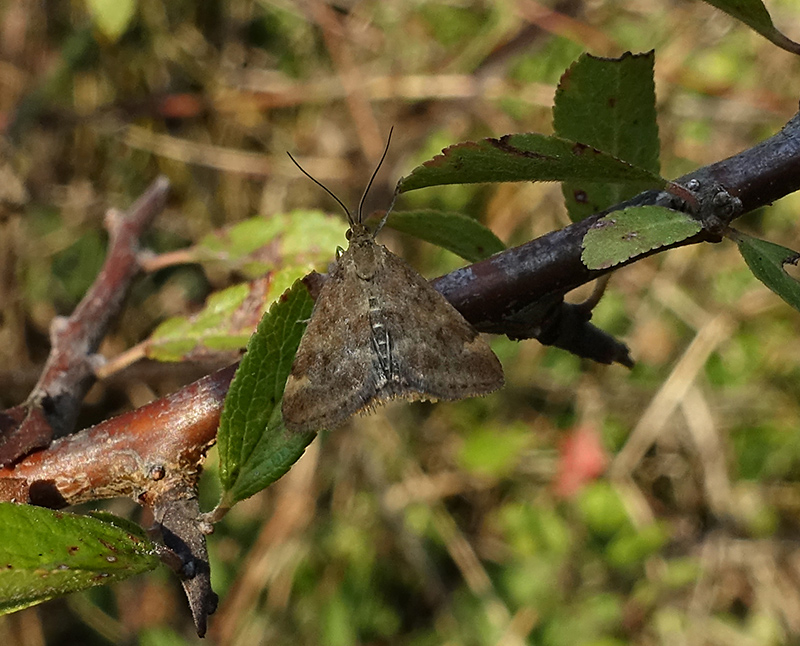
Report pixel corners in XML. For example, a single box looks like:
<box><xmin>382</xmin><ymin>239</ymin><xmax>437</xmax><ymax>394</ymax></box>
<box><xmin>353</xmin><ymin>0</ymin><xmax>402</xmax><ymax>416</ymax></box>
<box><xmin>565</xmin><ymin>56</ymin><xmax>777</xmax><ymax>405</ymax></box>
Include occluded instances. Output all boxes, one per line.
<box><xmin>345</xmin><ymin>222</ymin><xmax>374</xmax><ymax>244</ymax></box>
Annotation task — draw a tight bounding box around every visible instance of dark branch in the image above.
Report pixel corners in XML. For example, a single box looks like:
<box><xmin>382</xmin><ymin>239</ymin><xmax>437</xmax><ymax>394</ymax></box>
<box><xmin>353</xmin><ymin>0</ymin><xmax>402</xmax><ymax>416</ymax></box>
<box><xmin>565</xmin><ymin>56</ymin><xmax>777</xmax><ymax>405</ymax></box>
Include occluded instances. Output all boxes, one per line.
<box><xmin>434</xmin><ymin>110</ymin><xmax>800</xmax><ymax>357</ymax></box>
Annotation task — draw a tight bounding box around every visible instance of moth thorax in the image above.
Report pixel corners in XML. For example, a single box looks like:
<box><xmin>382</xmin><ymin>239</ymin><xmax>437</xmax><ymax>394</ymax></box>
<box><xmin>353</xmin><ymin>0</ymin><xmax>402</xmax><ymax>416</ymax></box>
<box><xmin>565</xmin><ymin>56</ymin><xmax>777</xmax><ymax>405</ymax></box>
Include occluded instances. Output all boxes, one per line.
<box><xmin>352</xmin><ymin>239</ymin><xmax>378</xmax><ymax>279</ymax></box>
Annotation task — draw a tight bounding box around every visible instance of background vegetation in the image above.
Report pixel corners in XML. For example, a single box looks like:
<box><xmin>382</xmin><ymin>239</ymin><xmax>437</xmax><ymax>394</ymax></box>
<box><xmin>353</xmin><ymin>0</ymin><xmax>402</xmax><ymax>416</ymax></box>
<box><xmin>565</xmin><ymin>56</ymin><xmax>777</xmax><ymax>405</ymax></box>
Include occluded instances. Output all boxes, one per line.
<box><xmin>2</xmin><ymin>0</ymin><xmax>800</xmax><ymax>644</ymax></box>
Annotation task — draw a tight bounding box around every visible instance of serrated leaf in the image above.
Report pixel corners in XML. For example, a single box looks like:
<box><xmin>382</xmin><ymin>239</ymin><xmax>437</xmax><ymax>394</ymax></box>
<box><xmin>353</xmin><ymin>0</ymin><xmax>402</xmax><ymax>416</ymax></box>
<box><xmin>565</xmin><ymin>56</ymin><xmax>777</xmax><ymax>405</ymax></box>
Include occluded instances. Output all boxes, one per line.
<box><xmin>581</xmin><ymin>206</ymin><xmax>702</xmax><ymax>270</ymax></box>
<box><xmin>385</xmin><ymin>210</ymin><xmax>505</xmax><ymax>263</ymax></box>
<box><xmin>195</xmin><ymin>210</ymin><xmax>345</xmax><ymax>279</ymax></box>
<box><xmin>734</xmin><ymin>232</ymin><xmax>800</xmax><ymax>311</ymax></box>
<box><xmin>554</xmin><ymin>52</ymin><xmax>660</xmax><ymax>222</ymax></box>
<box><xmin>701</xmin><ymin>0</ymin><xmax>800</xmax><ymax>55</ymax></box>
<box><xmin>217</xmin><ymin>280</ymin><xmax>316</xmax><ymax>506</ymax></box>
<box><xmin>397</xmin><ymin>133</ymin><xmax>665</xmax><ymax>194</ymax></box>
<box><xmin>0</xmin><ymin>504</ymin><xmax>159</xmax><ymax>614</ymax></box>
<box><xmin>146</xmin><ymin>267</ymin><xmax>306</xmax><ymax>362</ymax></box>
<box><xmin>85</xmin><ymin>0</ymin><xmax>137</xmax><ymax>41</ymax></box>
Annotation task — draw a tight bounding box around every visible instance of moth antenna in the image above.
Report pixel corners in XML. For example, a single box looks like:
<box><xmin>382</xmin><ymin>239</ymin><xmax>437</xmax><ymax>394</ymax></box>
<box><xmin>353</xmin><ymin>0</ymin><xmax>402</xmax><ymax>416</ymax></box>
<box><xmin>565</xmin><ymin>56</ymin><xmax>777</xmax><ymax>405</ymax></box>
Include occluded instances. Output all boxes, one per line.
<box><xmin>357</xmin><ymin>126</ymin><xmax>393</xmax><ymax>226</ymax></box>
<box><xmin>286</xmin><ymin>152</ymin><xmax>353</xmax><ymax>226</ymax></box>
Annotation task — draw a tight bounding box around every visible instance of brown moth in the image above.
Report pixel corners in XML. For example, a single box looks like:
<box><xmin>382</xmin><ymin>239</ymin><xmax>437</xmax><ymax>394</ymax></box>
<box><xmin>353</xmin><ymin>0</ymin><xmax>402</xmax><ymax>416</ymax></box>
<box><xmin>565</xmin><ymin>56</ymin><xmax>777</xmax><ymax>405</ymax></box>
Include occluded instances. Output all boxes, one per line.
<box><xmin>282</xmin><ymin>131</ymin><xmax>504</xmax><ymax>433</ymax></box>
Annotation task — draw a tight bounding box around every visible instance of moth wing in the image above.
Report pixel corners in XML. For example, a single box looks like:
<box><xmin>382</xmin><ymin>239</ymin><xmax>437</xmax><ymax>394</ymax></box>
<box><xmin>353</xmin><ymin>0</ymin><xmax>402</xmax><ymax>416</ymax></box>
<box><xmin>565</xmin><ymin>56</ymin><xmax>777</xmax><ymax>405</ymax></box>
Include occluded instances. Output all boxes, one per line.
<box><xmin>282</xmin><ymin>254</ymin><xmax>382</xmax><ymax>433</ymax></box>
<box><xmin>282</xmin><ymin>243</ymin><xmax>504</xmax><ymax>433</ymax></box>
<box><xmin>372</xmin><ymin>246</ymin><xmax>504</xmax><ymax>404</ymax></box>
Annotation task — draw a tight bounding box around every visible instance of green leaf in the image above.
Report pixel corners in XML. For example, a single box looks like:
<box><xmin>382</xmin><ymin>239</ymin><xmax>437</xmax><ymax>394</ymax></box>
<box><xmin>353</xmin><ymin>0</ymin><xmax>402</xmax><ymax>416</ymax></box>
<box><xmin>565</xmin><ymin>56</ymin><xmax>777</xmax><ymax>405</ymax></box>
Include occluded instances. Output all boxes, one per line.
<box><xmin>385</xmin><ymin>210</ymin><xmax>505</xmax><ymax>263</ymax></box>
<box><xmin>554</xmin><ymin>52</ymin><xmax>660</xmax><ymax>221</ymax></box>
<box><xmin>581</xmin><ymin>206</ymin><xmax>702</xmax><ymax>270</ymax></box>
<box><xmin>0</xmin><ymin>504</ymin><xmax>159</xmax><ymax>614</ymax></box>
<box><xmin>85</xmin><ymin>0</ymin><xmax>137</xmax><ymax>41</ymax></box>
<box><xmin>146</xmin><ymin>267</ymin><xmax>306</xmax><ymax>362</ymax></box>
<box><xmin>397</xmin><ymin>133</ymin><xmax>665</xmax><ymax>193</ymax></box>
<box><xmin>195</xmin><ymin>209</ymin><xmax>345</xmax><ymax>279</ymax></box>
<box><xmin>733</xmin><ymin>231</ymin><xmax>800</xmax><ymax>311</ymax></box>
<box><xmin>217</xmin><ymin>280</ymin><xmax>316</xmax><ymax>506</ymax></box>
<box><xmin>701</xmin><ymin>0</ymin><xmax>800</xmax><ymax>55</ymax></box>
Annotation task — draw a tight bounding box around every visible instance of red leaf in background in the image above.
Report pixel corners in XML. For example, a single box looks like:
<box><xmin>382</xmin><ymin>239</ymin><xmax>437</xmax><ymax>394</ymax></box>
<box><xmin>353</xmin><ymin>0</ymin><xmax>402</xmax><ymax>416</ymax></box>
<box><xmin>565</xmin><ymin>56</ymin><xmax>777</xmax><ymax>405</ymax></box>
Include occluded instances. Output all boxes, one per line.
<box><xmin>157</xmin><ymin>93</ymin><xmax>206</xmax><ymax>119</ymax></box>
<box><xmin>553</xmin><ymin>424</ymin><xmax>609</xmax><ymax>499</ymax></box>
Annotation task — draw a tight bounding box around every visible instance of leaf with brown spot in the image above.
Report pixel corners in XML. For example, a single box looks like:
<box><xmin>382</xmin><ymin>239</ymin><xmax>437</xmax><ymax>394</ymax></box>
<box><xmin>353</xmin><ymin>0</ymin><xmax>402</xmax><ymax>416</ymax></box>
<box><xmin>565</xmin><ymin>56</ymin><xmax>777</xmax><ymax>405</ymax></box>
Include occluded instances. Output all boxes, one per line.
<box><xmin>0</xmin><ymin>503</ymin><xmax>159</xmax><ymax>615</ymax></box>
<box><xmin>397</xmin><ymin>133</ymin><xmax>664</xmax><ymax>193</ymax></box>
<box><xmin>554</xmin><ymin>52</ymin><xmax>660</xmax><ymax>221</ymax></box>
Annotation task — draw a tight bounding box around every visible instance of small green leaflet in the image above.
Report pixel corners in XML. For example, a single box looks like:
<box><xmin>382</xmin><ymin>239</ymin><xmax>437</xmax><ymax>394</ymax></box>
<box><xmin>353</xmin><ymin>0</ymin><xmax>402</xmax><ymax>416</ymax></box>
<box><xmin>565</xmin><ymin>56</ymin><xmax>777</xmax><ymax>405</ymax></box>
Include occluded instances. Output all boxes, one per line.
<box><xmin>581</xmin><ymin>206</ymin><xmax>702</xmax><ymax>270</ymax></box>
<box><xmin>554</xmin><ymin>52</ymin><xmax>661</xmax><ymax>222</ymax></box>
<box><xmin>733</xmin><ymin>231</ymin><xmax>800</xmax><ymax>311</ymax></box>
<box><xmin>386</xmin><ymin>210</ymin><xmax>505</xmax><ymax>263</ymax></box>
<box><xmin>397</xmin><ymin>133</ymin><xmax>665</xmax><ymax>193</ymax></box>
<box><xmin>0</xmin><ymin>504</ymin><xmax>159</xmax><ymax>614</ymax></box>
<box><xmin>216</xmin><ymin>280</ymin><xmax>316</xmax><ymax>508</ymax></box>
<box><xmin>196</xmin><ymin>210</ymin><xmax>345</xmax><ymax>279</ymax></box>
<box><xmin>147</xmin><ymin>267</ymin><xmax>306</xmax><ymax>363</ymax></box>
<box><xmin>701</xmin><ymin>0</ymin><xmax>800</xmax><ymax>55</ymax></box>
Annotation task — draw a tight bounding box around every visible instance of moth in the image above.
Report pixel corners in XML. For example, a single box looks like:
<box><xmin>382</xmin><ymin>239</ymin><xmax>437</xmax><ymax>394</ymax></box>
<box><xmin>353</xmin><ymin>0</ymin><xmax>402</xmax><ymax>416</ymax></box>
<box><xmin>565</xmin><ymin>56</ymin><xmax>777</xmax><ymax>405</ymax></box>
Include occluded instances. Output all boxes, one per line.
<box><xmin>282</xmin><ymin>130</ymin><xmax>504</xmax><ymax>433</ymax></box>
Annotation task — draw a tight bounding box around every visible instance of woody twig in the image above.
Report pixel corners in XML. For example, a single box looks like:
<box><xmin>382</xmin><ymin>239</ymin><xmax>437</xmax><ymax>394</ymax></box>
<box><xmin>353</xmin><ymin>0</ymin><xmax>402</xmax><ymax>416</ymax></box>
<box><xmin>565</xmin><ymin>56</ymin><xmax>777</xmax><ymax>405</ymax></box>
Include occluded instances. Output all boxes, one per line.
<box><xmin>0</xmin><ymin>363</ymin><xmax>235</xmax><ymax>637</ymax></box>
<box><xmin>0</xmin><ymin>176</ymin><xmax>171</xmax><ymax>466</ymax></box>
<box><xmin>0</xmin><ymin>364</ymin><xmax>235</xmax><ymax>507</ymax></box>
